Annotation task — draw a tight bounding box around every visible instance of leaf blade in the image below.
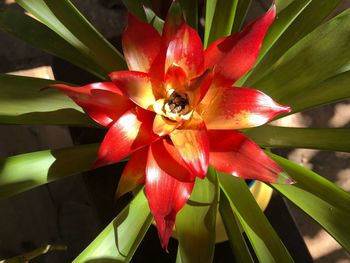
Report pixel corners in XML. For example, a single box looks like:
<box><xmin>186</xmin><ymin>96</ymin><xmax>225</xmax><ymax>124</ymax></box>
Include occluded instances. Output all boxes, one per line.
<box><xmin>267</xmin><ymin>152</ymin><xmax>350</xmax><ymax>253</ymax></box>
<box><xmin>0</xmin><ymin>74</ymin><xmax>95</xmax><ymax>126</ymax></box>
<box><xmin>219</xmin><ymin>173</ymin><xmax>293</xmax><ymax>263</ymax></box>
<box><xmin>73</xmin><ymin>190</ymin><xmax>153</xmax><ymax>262</ymax></box>
<box><xmin>246</xmin><ymin>126</ymin><xmax>350</xmax><ymax>153</ymax></box>
<box><xmin>0</xmin><ymin>144</ymin><xmax>99</xmax><ymax>200</ymax></box>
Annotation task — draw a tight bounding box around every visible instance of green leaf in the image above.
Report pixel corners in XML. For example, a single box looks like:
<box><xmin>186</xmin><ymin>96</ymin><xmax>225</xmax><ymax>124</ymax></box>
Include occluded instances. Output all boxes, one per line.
<box><xmin>204</xmin><ymin>0</ymin><xmax>238</xmax><ymax>47</ymax></box>
<box><xmin>73</xmin><ymin>190</ymin><xmax>153</xmax><ymax>263</ymax></box>
<box><xmin>250</xmin><ymin>8</ymin><xmax>350</xmax><ymax>103</ymax></box>
<box><xmin>144</xmin><ymin>6</ymin><xmax>164</xmax><ymax>34</ymax></box>
<box><xmin>16</xmin><ymin>0</ymin><xmax>127</xmax><ymax>74</ymax></box>
<box><xmin>231</xmin><ymin>0</ymin><xmax>251</xmax><ymax>33</ymax></box>
<box><xmin>237</xmin><ymin>0</ymin><xmax>312</xmax><ymax>86</ymax></box>
<box><xmin>0</xmin><ymin>144</ymin><xmax>99</xmax><ymax>200</ymax></box>
<box><xmin>280</xmin><ymin>70</ymin><xmax>350</xmax><ymax>113</ymax></box>
<box><xmin>246</xmin><ymin>126</ymin><xmax>350</xmax><ymax>152</ymax></box>
<box><xmin>179</xmin><ymin>0</ymin><xmax>198</xmax><ymax>30</ymax></box>
<box><xmin>245</xmin><ymin>0</ymin><xmax>342</xmax><ymax>86</ymax></box>
<box><xmin>219</xmin><ymin>190</ymin><xmax>254</xmax><ymax>263</ymax></box>
<box><xmin>2</xmin><ymin>245</ymin><xmax>67</xmax><ymax>263</ymax></box>
<box><xmin>275</xmin><ymin>0</ymin><xmax>294</xmax><ymax>12</ymax></box>
<box><xmin>256</xmin><ymin>0</ymin><xmax>312</xmax><ymax>69</ymax></box>
<box><xmin>219</xmin><ymin>173</ymin><xmax>293</xmax><ymax>263</ymax></box>
<box><xmin>268</xmin><ymin>152</ymin><xmax>350</xmax><ymax>253</ymax></box>
<box><xmin>0</xmin><ymin>74</ymin><xmax>95</xmax><ymax>126</ymax></box>
<box><xmin>0</xmin><ymin>10</ymin><xmax>107</xmax><ymax>79</ymax></box>
<box><xmin>175</xmin><ymin>166</ymin><xmax>219</xmax><ymax>263</ymax></box>
<box><xmin>122</xmin><ymin>0</ymin><xmax>152</xmax><ymax>21</ymax></box>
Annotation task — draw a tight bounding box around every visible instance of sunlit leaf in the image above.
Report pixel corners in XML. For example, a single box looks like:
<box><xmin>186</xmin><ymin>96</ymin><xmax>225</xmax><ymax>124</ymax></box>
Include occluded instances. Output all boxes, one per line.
<box><xmin>250</xmin><ymin>8</ymin><xmax>350</xmax><ymax>104</ymax></box>
<box><xmin>73</xmin><ymin>190</ymin><xmax>153</xmax><ymax>263</ymax></box>
<box><xmin>204</xmin><ymin>0</ymin><xmax>238</xmax><ymax>47</ymax></box>
<box><xmin>175</xmin><ymin>167</ymin><xmax>218</xmax><ymax>263</ymax></box>
<box><xmin>219</xmin><ymin>190</ymin><xmax>254</xmax><ymax>263</ymax></box>
<box><xmin>16</xmin><ymin>0</ymin><xmax>126</xmax><ymax>75</ymax></box>
<box><xmin>280</xmin><ymin>70</ymin><xmax>350</xmax><ymax>113</ymax></box>
<box><xmin>0</xmin><ymin>144</ymin><xmax>99</xmax><ymax>200</ymax></box>
<box><xmin>219</xmin><ymin>173</ymin><xmax>293</xmax><ymax>263</ymax></box>
<box><xmin>0</xmin><ymin>10</ymin><xmax>107</xmax><ymax>79</ymax></box>
<box><xmin>245</xmin><ymin>0</ymin><xmax>342</xmax><ymax>86</ymax></box>
<box><xmin>0</xmin><ymin>74</ymin><xmax>95</xmax><ymax>126</ymax></box>
<box><xmin>246</xmin><ymin>126</ymin><xmax>350</xmax><ymax>153</ymax></box>
<box><xmin>268</xmin><ymin>152</ymin><xmax>350</xmax><ymax>253</ymax></box>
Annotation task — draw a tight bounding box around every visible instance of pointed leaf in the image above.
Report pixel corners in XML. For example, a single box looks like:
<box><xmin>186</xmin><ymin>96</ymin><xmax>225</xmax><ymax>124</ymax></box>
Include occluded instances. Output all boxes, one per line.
<box><xmin>251</xmin><ymin>8</ymin><xmax>350</xmax><ymax>102</ymax></box>
<box><xmin>219</xmin><ymin>190</ymin><xmax>254</xmax><ymax>263</ymax></box>
<box><xmin>245</xmin><ymin>0</ymin><xmax>343</xmax><ymax>86</ymax></box>
<box><xmin>0</xmin><ymin>10</ymin><xmax>107</xmax><ymax>79</ymax></box>
<box><xmin>0</xmin><ymin>74</ymin><xmax>95</xmax><ymax>126</ymax></box>
<box><xmin>175</xmin><ymin>166</ymin><xmax>219</xmax><ymax>263</ymax></box>
<box><xmin>16</xmin><ymin>0</ymin><xmax>126</xmax><ymax>73</ymax></box>
<box><xmin>73</xmin><ymin>190</ymin><xmax>153</xmax><ymax>262</ymax></box>
<box><xmin>219</xmin><ymin>173</ymin><xmax>293</xmax><ymax>263</ymax></box>
<box><xmin>246</xmin><ymin>126</ymin><xmax>350</xmax><ymax>152</ymax></box>
<box><xmin>204</xmin><ymin>0</ymin><xmax>239</xmax><ymax>47</ymax></box>
<box><xmin>0</xmin><ymin>144</ymin><xmax>99</xmax><ymax>200</ymax></box>
<box><xmin>267</xmin><ymin>152</ymin><xmax>350</xmax><ymax>253</ymax></box>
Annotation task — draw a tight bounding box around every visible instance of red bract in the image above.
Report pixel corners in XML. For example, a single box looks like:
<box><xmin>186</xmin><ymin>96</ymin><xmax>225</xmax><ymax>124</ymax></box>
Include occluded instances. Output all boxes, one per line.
<box><xmin>53</xmin><ymin>2</ymin><xmax>294</xmax><ymax>251</ymax></box>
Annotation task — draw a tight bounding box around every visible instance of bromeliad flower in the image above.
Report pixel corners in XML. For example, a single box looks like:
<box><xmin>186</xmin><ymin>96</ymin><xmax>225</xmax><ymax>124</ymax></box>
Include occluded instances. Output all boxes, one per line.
<box><xmin>53</xmin><ymin>2</ymin><xmax>294</xmax><ymax>250</ymax></box>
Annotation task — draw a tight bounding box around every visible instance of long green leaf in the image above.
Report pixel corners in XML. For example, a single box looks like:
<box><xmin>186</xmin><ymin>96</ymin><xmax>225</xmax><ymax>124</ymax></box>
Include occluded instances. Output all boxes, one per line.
<box><xmin>275</xmin><ymin>0</ymin><xmax>294</xmax><ymax>12</ymax></box>
<box><xmin>73</xmin><ymin>190</ymin><xmax>152</xmax><ymax>263</ymax></box>
<box><xmin>0</xmin><ymin>74</ymin><xmax>95</xmax><ymax>126</ymax></box>
<box><xmin>175</xmin><ymin>167</ymin><xmax>218</xmax><ymax>263</ymax></box>
<box><xmin>16</xmin><ymin>0</ymin><xmax>126</xmax><ymax>74</ymax></box>
<box><xmin>204</xmin><ymin>0</ymin><xmax>238</xmax><ymax>47</ymax></box>
<box><xmin>256</xmin><ymin>0</ymin><xmax>312</xmax><ymax>68</ymax></box>
<box><xmin>268</xmin><ymin>153</ymin><xmax>350</xmax><ymax>253</ymax></box>
<box><xmin>219</xmin><ymin>190</ymin><xmax>254</xmax><ymax>263</ymax></box>
<box><xmin>219</xmin><ymin>173</ymin><xmax>293</xmax><ymax>263</ymax></box>
<box><xmin>0</xmin><ymin>10</ymin><xmax>107</xmax><ymax>79</ymax></box>
<box><xmin>236</xmin><ymin>0</ymin><xmax>312</xmax><ymax>86</ymax></box>
<box><xmin>280</xmin><ymin>70</ymin><xmax>350</xmax><ymax>113</ymax></box>
<box><xmin>246</xmin><ymin>126</ymin><xmax>350</xmax><ymax>152</ymax></box>
<box><xmin>231</xmin><ymin>0</ymin><xmax>251</xmax><ymax>33</ymax></box>
<box><xmin>250</xmin><ymin>8</ymin><xmax>350</xmax><ymax>103</ymax></box>
<box><xmin>245</xmin><ymin>0</ymin><xmax>342</xmax><ymax>86</ymax></box>
<box><xmin>0</xmin><ymin>144</ymin><xmax>99</xmax><ymax>200</ymax></box>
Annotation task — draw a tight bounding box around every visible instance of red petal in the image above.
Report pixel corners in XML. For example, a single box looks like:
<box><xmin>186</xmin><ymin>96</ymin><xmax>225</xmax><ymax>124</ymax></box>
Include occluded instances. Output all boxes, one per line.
<box><xmin>204</xmin><ymin>4</ymin><xmax>276</xmax><ymax>84</ymax></box>
<box><xmin>200</xmin><ymin>87</ymin><xmax>291</xmax><ymax>129</ymax></box>
<box><xmin>150</xmin><ymin>139</ymin><xmax>196</xmax><ymax>182</ymax></box>
<box><xmin>165</xmin><ymin>23</ymin><xmax>204</xmax><ymax>79</ymax></box>
<box><xmin>164</xmin><ymin>64</ymin><xmax>188</xmax><ymax>92</ymax></box>
<box><xmin>94</xmin><ymin>108</ymin><xmax>158</xmax><ymax>167</ymax></box>
<box><xmin>52</xmin><ymin>82</ymin><xmax>133</xmax><ymax>127</ymax></box>
<box><xmin>208</xmin><ymin>130</ymin><xmax>294</xmax><ymax>184</ymax></box>
<box><xmin>109</xmin><ymin>71</ymin><xmax>163</xmax><ymax>110</ymax></box>
<box><xmin>170</xmin><ymin>113</ymin><xmax>209</xmax><ymax>179</ymax></box>
<box><xmin>122</xmin><ymin>13</ymin><xmax>162</xmax><ymax>72</ymax></box>
<box><xmin>162</xmin><ymin>1</ymin><xmax>185</xmax><ymax>47</ymax></box>
<box><xmin>146</xmin><ymin>144</ymin><xmax>195</xmax><ymax>251</ymax></box>
<box><xmin>115</xmin><ymin>146</ymin><xmax>148</xmax><ymax>198</ymax></box>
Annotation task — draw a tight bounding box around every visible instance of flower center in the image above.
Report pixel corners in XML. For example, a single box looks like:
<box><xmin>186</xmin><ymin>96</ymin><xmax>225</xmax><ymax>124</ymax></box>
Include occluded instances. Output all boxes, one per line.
<box><xmin>165</xmin><ymin>91</ymin><xmax>190</xmax><ymax>115</ymax></box>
